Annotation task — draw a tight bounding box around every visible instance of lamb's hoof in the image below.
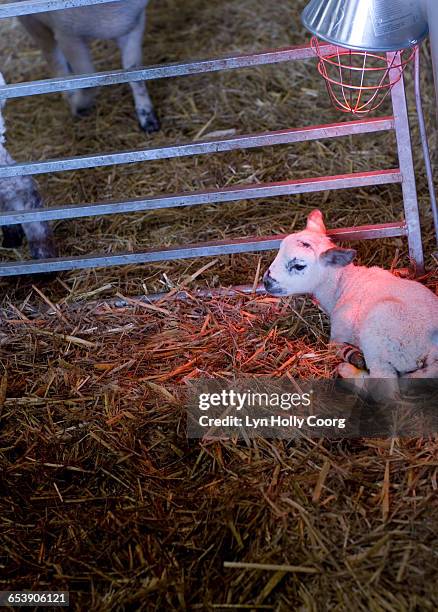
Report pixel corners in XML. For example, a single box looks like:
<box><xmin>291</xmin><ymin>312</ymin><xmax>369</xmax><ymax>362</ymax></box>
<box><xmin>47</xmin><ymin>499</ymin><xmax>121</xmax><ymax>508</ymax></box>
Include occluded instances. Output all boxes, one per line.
<box><xmin>138</xmin><ymin>109</ymin><xmax>160</xmax><ymax>134</ymax></box>
<box><xmin>2</xmin><ymin>225</ymin><xmax>25</xmax><ymax>249</ymax></box>
<box><xmin>74</xmin><ymin>104</ymin><xmax>95</xmax><ymax>118</ymax></box>
<box><xmin>337</xmin><ymin>363</ymin><xmax>369</xmax><ymax>398</ymax></box>
<box><xmin>27</xmin><ymin>240</ymin><xmax>58</xmax><ymax>282</ymax></box>
<box><xmin>31</xmin><ymin>270</ymin><xmax>59</xmax><ymax>282</ymax></box>
<box><xmin>70</xmin><ymin>90</ymin><xmax>96</xmax><ymax>118</ymax></box>
<box><xmin>338</xmin><ymin>363</ymin><xmax>368</xmax><ymax>379</ymax></box>
<box><xmin>16</xmin><ymin>270</ymin><xmax>58</xmax><ymax>284</ymax></box>
<box><xmin>336</xmin><ymin>343</ymin><xmax>367</xmax><ymax>370</ymax></box>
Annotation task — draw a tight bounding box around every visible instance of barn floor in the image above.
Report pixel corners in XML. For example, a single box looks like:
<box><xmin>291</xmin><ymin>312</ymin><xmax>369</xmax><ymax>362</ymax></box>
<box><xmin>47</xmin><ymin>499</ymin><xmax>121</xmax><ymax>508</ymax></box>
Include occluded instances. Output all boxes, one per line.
<box><xmin>1</xmin><ymin>0</ymin><xmax>438</xmax><ymax>610</ymax></box>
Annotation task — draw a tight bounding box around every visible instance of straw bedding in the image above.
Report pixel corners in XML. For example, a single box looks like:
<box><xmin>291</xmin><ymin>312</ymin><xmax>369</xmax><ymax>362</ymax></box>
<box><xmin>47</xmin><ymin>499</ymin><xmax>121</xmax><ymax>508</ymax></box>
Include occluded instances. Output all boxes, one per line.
<box><xmin>0</xmin><ymin>0</ymin><xmax>438</xmax><ymax>609</ymax></box>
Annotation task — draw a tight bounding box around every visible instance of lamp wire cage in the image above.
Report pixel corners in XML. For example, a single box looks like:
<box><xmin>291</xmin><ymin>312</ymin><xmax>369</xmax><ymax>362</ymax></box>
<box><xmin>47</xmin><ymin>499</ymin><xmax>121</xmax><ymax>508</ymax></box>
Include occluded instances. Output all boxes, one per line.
<box><xmin>311</xmin><ymin>37</ymin><xmax>417</xmax><ymax>115</ymax></box>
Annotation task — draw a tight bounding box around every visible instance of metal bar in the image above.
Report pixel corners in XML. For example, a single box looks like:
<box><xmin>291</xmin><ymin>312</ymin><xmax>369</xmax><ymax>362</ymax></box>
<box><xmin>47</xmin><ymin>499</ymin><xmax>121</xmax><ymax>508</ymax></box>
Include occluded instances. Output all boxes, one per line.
<box><xmin>0</xmin><ymin>0</ymin><xmax>119</xmax><ymax>19</ymax></box>
<box><xmin>388</xmin><ymin>52</ymin><xmax>424</xmax><ymax>271</ymax></box>
<box><xmin>0</xmin><ymin>170</ymin><xmax>402</xmax><ymax>225</ymax></box>
<box><xmin>0</xmin><ymin>43</ymin><xmax>336</xmax><ymax>100</ymax></box>
<box><xmin>0</xmin><ymin>117</ymin><xmax>395</xmax><ymax>179</ymax></box>
<box><xmin>0</xmin><ymin>222</ymin><xmax>407</xmax><ymax>276</ymax></box>
<box><xmin>414</xmin><ymin>47</ymin><xmax>438</xmax><ymax>244</ymax></box>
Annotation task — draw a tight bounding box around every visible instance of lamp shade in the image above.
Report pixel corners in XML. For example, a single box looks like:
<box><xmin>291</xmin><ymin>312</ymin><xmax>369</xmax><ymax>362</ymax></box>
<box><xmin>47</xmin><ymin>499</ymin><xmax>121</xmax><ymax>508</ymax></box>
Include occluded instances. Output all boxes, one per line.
<box><xmin>301</xmin><ymin>0</ymin><xmax>428</xmax><ymax>51</ymax></box>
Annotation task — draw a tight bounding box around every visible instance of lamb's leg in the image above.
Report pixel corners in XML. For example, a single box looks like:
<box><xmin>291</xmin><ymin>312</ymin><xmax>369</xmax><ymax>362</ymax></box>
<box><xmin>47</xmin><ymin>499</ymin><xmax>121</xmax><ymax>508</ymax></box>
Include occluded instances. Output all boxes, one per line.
<box><xmin>19</xmin><ymin>17</ymin><xmax>95</xmax><ymax>120</ymax></box>
<box><xmin>117</xmin><ymin>11</ymin><xmax>160</xmax><ymax>133</ymax></box>
<box><xmin>56</xmin><ymin>35</ymin><xmax>97</xmax><ymax>117</ymax></box>
<box><xmin>337</xmin><ymin>362</ymin><xmax>368</xmax><ymax>380</ymax></box>
<box><xmin>2</xmin><ymin>213</ymin><xmax>56</xmax><ymax>260</ymax></box>
<box><xmin>1</xmin><ymin>176</ymin><xmax>56</xmax><ymax>260</ymax></box>
<box><xmin>0</xmin><ymin>144</ymin><xmax>56</xmax><ymax>260</ymax></box>
<box><xmin>18</xmin><ymin>15</ymin><xmax>74</xmax><ymax>110</ymax></box>
<box><xmin>367</xmin><ymin>358</ymin><xmax>400</xmax><ymax>400</ymax></box>
<box><xmin>337</xmin><ymin>363</ymin><xmax>369</xmax><ymax>397</ymax></box>
<box><xmin>338</xmin><ymin>361</ymin><xmax>399</xmax><ymax>401</ymax></box>
<box><xmin>23</xmin><ymin>219</ymin><xmax>56</xmax><ymax>260</ymax></box>
<box><xmin>402</xmin><ymin>361</ymin><xmax>438</xmax><ymax>378</ymax></box>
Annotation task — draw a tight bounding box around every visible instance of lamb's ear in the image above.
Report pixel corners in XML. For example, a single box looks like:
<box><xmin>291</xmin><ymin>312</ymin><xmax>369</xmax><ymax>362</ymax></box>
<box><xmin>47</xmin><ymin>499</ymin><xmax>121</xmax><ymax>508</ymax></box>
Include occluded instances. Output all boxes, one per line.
<box><xmin>306</xmin><ymin>209</ymin><xmax>326</xmax><ymax>234</ymax></box>
<box><xmin>320</xmin><ymin>247</ymin><xmax>356</xmax><ymax>267</ymax></box>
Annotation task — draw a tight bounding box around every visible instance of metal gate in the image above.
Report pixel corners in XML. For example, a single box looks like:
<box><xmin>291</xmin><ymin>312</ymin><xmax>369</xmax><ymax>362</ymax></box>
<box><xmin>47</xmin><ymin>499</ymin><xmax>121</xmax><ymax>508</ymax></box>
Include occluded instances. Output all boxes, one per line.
<box><xmin>0</xmin><ymin>0</ymin><xmax>424</xmax><ymax>279</ymax></box>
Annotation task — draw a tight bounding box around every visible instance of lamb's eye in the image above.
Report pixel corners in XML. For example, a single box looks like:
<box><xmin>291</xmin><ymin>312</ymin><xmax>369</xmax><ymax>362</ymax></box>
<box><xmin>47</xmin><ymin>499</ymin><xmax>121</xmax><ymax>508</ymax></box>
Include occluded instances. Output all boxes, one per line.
<box><xmin>287</xmin><ymin>261</ymin><xmax>307</xmax><ymax>272</ymax></box>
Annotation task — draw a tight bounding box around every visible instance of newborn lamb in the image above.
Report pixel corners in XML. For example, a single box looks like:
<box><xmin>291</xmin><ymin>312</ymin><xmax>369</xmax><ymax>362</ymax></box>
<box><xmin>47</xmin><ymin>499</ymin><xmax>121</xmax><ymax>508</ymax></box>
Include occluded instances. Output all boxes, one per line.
<box><xmin>264</xmin><ymin>210</ymin><xmax>438</xmax><ymax>380</ymax></box>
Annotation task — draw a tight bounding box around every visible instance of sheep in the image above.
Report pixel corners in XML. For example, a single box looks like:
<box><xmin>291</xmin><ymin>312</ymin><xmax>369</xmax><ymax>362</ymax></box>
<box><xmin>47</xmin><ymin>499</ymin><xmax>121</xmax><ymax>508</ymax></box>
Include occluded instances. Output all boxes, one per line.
<box><xmin>263</xmin><ymin>210</ymin><xmax>438</xmax><ymax>385</ymax></box>
<box><xmin>17</xmin><ymin>0</ymin><xmax>160</xmax><ymax>133</ymax></box>
<box><xmin>0</xmin><ymin>72</ymin><xmax>56</xmax><ymax>261</ymax></box>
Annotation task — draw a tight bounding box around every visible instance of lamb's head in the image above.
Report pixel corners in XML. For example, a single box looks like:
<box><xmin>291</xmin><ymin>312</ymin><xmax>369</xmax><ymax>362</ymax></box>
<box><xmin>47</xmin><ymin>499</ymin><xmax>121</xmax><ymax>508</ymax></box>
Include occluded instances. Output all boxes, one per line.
<box><xmin>263</xmin><ymin>210</ymin><xmax>356</xmax><ymax>297</ymax></box>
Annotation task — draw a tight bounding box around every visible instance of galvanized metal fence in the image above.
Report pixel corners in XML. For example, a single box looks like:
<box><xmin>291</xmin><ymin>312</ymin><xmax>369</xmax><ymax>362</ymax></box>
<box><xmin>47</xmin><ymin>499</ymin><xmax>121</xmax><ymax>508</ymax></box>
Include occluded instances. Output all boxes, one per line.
<box><xmin>0</xmin><ymin>0</ymin><xmax>424</xmax><ymax>277</ymax></box>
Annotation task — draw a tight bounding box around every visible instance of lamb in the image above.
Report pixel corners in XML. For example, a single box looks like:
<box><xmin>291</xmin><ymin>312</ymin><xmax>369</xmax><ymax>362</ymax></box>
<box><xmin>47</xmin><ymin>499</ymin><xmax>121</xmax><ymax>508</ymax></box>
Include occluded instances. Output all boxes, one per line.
<box><xmin>263</xmin><ymin>210</ymin><xmax>438</xmax><ymax>381</ymax></box>
<box><xmin>0</xmin><ymin>72</ymin><xmax>55</xmax><ymax>261</ymax></box>
<box><xmin>18</xmin><ymin>0</ymin><xmax>159</xmax><ymax>133</ymax></box>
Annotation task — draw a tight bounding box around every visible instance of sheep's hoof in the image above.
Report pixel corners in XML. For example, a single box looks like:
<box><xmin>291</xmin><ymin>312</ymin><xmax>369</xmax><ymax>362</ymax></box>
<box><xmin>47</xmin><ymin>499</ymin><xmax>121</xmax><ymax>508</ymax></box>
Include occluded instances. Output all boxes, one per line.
<box><xmin>138</xmin><ymin>109</ymin><xmax>160</xmax><ymax>134</ymax></box>
<box><xmin>2</xmin><ymin>225</ymin><xmax>25</xmax><ymax>248</ymax></box>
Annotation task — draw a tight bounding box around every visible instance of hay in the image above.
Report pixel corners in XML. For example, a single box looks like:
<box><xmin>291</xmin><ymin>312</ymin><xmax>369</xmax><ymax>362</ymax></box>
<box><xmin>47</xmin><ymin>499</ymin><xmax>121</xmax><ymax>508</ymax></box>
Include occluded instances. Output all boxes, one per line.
<box><xmin>1</xmin><ymin>286</ymin><xmax>438</xmax><ymax>609</ymax></box>
<box><xmin>1</xmin><ymin>0</ymin><xmax>438</xmax><ymax>609</ymax></box>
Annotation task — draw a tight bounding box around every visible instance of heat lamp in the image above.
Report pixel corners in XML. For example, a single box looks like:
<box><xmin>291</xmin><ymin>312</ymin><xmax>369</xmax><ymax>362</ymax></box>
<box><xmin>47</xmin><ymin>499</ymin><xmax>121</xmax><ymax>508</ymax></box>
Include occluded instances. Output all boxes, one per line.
<box><xmin>301</xmin><ymin>0</ymin><xmax>438</xmax><ymax>245</ymax></box>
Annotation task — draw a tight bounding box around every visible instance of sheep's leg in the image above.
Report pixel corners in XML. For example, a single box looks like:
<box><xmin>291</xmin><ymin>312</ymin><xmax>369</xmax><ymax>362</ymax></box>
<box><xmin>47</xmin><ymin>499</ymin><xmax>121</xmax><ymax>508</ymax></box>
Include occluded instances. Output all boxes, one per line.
<box><xmin>117</xmin><ymin>11</ymin><xmax>160</xmax><ymax>133</ymax></box>
<box><xmin>56</xmin><ymin>35</ymin><xmax>97</xmax><ymax>116</ymax></box>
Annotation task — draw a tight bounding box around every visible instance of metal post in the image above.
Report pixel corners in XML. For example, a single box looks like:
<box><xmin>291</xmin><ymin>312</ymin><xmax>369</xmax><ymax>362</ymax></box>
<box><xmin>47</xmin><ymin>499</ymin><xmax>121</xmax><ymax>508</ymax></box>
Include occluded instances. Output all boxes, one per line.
<box><xmin>414</xmin><ymin>47</ymin><xmax>438</xmax><ymax>244</ymax></box>
<box><xmin>424</xmin><ymin>0</ymin><xmax>438</xmax><ymax>126</ymax></box>
<box><xmin>389</xmin><ymin>52</ymin><xmax>425</xmax><ymax>272</ymax></box>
